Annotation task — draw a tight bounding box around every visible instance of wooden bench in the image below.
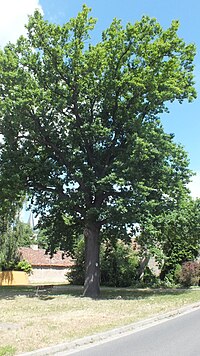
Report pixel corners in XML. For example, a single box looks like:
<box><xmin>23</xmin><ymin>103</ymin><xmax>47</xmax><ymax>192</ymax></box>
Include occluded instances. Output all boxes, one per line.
<box><xmin>35</xmin><ymin>285</ymin><xmax>54</xmax><ymax>296</ymax></box>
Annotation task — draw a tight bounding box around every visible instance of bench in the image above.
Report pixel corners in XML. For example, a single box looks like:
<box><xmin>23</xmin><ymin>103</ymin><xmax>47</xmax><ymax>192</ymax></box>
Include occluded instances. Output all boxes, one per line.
<box><xmin>35</xmin><ymin>285</ymin><xmax>54</xmax><ymax>296</ymax></box>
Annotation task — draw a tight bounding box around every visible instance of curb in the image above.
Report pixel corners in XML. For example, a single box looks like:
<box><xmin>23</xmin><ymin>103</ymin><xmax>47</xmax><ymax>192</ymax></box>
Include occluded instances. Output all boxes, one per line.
<box><xmin>19</xmin><ymin>301</ymin><xmax>200</xmax><ymax>356</ymax></box>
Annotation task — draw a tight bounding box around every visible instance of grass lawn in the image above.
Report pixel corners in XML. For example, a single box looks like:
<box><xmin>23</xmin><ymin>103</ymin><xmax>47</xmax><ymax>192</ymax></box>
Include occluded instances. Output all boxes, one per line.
<box><xmin>0</xmin><ymin>285</ymin><xmax>200</xmax><ymax>355</ymax></box>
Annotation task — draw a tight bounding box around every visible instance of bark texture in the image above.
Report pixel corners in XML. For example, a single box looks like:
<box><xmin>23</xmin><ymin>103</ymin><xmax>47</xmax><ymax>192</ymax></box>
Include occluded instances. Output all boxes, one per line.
<box><xmin>83</xmin><ymin>223</ymin><xmax>100</xmax><ymax>298</ymax></box>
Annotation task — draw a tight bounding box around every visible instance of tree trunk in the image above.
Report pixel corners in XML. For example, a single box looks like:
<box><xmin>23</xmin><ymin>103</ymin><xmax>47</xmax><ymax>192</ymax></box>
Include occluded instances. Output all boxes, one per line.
<box><xmin>136</xmin><ymin>255</ymin><xmax>150</xmax><ymax>280</ymax></box>
<box><xmin>83</xmin><ymin>223</ymin><xmax>100</xmax><ymax>298</ymax></box>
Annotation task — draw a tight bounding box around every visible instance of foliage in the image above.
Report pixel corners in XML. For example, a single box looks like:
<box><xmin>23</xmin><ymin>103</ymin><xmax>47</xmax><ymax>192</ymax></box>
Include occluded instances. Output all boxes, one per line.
<box><xmin>67</xmin><ymin>238</ymin><xmax>85</xmax><ymax>285</ymax></box>
<box><xmin>138</xmin><ymin>198</ymin><xmax>200</xmax><ymax>280</ymax></box>
<box><xmin>141</xmin><ymin>267</ymin><xmax>159</xmax><ymax>286</ymax></box>
<box><xmin>178</xmin><ymin>261</ymin><xmax>200</xmax><ymax>287</ymax></box>
<box><xmin>36</xmin><ymin>228</ymin><xmax>49</xmax><ymax>249</ymax></box>
<box><xmin>0</xmin><ymin>185</ymin><xmax>26</xmax><ymax>271</ymax></box>
<box><xmin>0</xmin><ymin>176</ymin><xmax>24</xmax><ymax>235</ymax></box>
<box><xmin>0</xmin><ymin>228</ymin><xmax>18</xmax><ymax>271</ymax></box>
<box><xmin>100</xmin><ymin>240</ymin><xmax>139</xmax><ymax>287</ymax></box>
<box><xmin>68</xmin><ymin>237</ymin><xmax>139</xmax><ymax>287</ymax></box>
<box><xmin>15</xmin><ymin>259</ymin><xmax>32</xmax><ymax>274</ymax></box>
<box><xmin>0</xmin><ymin>6</ymin><xmax>196</xmax><ymax>296</ymax></box>
<box><xmin>14</xmin><ymin>220</ymin><xmax>35</xmax><ymax>247</ymax></box>
<box><xmin>0</xmin><ymin>219</ymin><xmax>33</xmax><ymax>270</ymax></box>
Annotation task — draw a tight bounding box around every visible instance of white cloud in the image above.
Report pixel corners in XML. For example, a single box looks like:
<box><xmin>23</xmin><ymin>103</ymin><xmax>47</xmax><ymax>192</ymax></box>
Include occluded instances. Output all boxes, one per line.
<box><xmin>188</xmin><ymin>172</ymin><xmax>200</xmax><ymax>199</ymax></box>
<box><xmin>0</xmin><ymin>0</ymin><xmax>43</xmax><ymax>48</ymax></box>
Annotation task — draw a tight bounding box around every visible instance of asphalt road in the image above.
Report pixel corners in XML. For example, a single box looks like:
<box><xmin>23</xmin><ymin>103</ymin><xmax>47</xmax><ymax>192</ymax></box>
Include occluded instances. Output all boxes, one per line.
<box><xmin>63</xmin><ymin>308</ymin><xmax>200</xmax><ymax>356</ymax></box>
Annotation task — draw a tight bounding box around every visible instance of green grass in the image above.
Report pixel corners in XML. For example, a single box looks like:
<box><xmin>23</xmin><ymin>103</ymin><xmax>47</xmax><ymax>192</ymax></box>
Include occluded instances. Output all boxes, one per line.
<box><xmin>0</xmin><ymin>285</ymin><xmax>200</xmax><ymax>354</ymax></box>
<box><xmin>0</xmin><ymin>346</ymin><xmax>16</xmax><ymax>356</ymax></box>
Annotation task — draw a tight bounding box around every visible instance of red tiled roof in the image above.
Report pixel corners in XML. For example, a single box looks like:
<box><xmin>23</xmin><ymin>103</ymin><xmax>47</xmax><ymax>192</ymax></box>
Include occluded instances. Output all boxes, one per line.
<box><xmin>19</xmin><ymin>247</ymin><xmax>74</xmax><ymax>268</ymax></box>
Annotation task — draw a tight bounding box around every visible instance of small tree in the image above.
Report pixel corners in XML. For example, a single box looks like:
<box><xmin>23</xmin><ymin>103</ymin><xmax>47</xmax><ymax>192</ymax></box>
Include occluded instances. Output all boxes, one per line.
<box><xmin>0</xmin><ymin>218</ymin><xmax>33</xmax><ymax>270</ymax></box>
<box><xmin>0</xmin><ymin>168</ymin><xmax>26</xmax><ymax>270</ymax></box>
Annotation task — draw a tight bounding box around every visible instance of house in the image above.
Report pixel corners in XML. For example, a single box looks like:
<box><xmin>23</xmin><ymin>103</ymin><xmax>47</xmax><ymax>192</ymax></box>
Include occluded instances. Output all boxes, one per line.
<box><xmin>19</xmin><ymin>246</ymin><xmax>74</xmax><ymax>284</ymax></box>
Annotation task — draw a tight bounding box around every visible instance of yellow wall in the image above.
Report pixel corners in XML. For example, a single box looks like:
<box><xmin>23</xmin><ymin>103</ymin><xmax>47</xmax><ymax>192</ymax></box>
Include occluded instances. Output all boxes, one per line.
<box><xmin>0</xmin><ymin>271</ymin><xmax>29</xmax><ymax>286</ymax></box>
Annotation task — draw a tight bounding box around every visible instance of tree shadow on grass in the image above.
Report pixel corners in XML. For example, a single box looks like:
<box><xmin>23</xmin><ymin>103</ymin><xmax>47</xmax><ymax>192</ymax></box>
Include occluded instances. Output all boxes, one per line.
<box><xmin>0</xmin><ymin>284</ymin><xmax>194</xmax><ymax>301</ymax></box>
<box><xmin>98</xmin><ymin>287</ymin><xmax>192</xmax><ymax>300</ymax></box>
<box><xmin>0</xmin><ymin>284</ymin><xmax>83</xmax><ymax>300</ymax></box>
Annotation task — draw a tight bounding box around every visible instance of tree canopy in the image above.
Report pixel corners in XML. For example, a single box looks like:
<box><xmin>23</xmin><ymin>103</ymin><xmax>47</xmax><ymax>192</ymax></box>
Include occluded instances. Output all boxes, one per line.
<box><xmin>0</xmin><ymin>6</ymin><xmax>197</xmax><ymax>296</ymax></box>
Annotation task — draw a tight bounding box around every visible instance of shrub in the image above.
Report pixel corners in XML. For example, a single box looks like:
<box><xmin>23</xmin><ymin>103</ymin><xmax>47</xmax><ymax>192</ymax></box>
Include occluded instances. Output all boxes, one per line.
<box><xmin>100</xmin><ymin>240</ymin><xmax>139</xmax><ymax>287</ymax></box>
<box><xmin>142</xmin><ymin>267</ymin><xmax>159</xmax><ymax>286</ymax></box>
<box><xmin>161</xmin><ymin>264</ymin><xmax>182</xmax><ymax>288</ymax></box>
<box><xmin>15</xmin><ymin>260</ymin><xmax>32</xmax><ymax>274</ymax></box>
<box><xmin>67</xmin><ymin>238</ymin><xmax>85</xmax><ymax>285</ymax></box>
<box><xmin>67</xmin><ymin>238</ymin><xmax>139</xmax><ymax>287</ymax></box>
<box><xmin>173</xmin><ymin>264</ymin><xmax>182</xmax><ymax>283</ymax></box>
<box><xmin>178</xmin><ymin>261</ymin><xmax>200</xmax><ymax>287</ymax></box>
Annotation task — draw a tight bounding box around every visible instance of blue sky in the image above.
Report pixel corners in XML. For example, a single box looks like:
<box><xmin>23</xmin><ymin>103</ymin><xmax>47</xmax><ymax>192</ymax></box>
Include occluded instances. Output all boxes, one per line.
<box><xmin>0</xmin><ymin>0</ymin><xmax>199</xmax><ymax>198</ymax></box>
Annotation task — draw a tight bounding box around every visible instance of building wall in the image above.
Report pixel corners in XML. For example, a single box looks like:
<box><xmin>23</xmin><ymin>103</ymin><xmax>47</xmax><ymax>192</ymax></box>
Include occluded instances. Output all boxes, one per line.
<box><xmin>0</xmin><ymin>271</ymin><xmax>29</xmax><ymax>286</ymax></box>
<box><xmin>28</xmin><ymin>266</ymin><xmax>70</xmax><ymax>284</ymax></box>
<box><xmin>148</xmin><ymin>256</ymin><xmax>161</xmax><ymax>276</ymax></box>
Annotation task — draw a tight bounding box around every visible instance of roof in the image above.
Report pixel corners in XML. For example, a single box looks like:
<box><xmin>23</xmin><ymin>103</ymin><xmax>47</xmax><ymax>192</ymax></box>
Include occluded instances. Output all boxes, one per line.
<box><xmin>19</xmin><ymin>247</ymin><xmax>74</xmax><ymax>268</ymax></box>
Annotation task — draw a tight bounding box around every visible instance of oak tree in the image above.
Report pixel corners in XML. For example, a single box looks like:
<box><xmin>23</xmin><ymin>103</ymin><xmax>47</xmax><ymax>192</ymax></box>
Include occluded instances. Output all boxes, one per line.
<box><xmin>0</xmin><ymin>6</ymin><xmax>196</xmax><ymax>296</ymax></box>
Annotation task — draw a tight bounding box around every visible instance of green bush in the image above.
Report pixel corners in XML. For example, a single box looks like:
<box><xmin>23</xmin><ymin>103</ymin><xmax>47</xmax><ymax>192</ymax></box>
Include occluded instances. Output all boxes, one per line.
<box><xmin>100</xmin><ymin>240</ymin><xmax>139</xmax><ymax>287</ymax></box>
<box><xmin>67</xmin><ymin>238</ymin><xmax>139</xmax><ymax>287</ymax></box>
<box><xmin>67</xmin><ymin>238</ymin><xmax>85</xmax><ymax>285</ymax></box>
<box><xmin>142</xmin><ymin>267</ymin><xmax>158</xmax><ymax>286</ymax></box>
<box><xmin>15</xmin><ymin>260</ymin><xmax>32</xmax><ymax>274</ymax></box>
